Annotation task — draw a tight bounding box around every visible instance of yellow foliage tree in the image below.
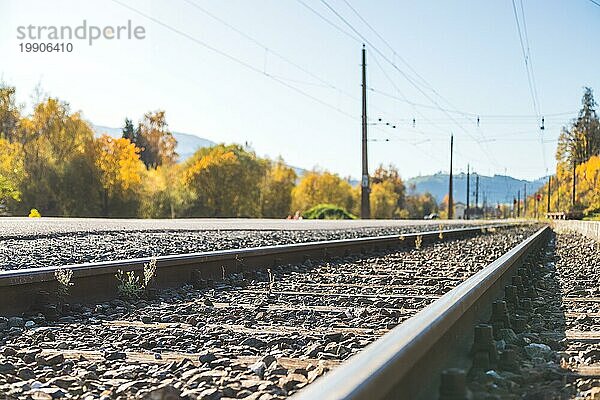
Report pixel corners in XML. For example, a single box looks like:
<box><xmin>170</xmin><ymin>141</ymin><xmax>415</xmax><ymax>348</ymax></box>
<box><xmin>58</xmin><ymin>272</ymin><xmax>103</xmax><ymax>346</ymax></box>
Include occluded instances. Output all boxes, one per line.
<box><xmin>140</xmin><ymin>164</ymin><xmax>183</xmax><ymax>218</ymax></box>
<box><xmin>0</xmin><ymin>138</ymin><xmax>25</xmax><ymax>209</ymax></box>
<box><xmin>370</xmin><ymin>181</ymin><xmax>399</xmax><ymax>219</ymax></box>
<box><xmin>181</xmin><ymin>144</ymin><xmax>266</xmax><ymax>217</ymax></box>
<box><xmin>261</xmin><ymin>159</ymin><xmax>297</xmax><ymax>218</ymax></box>
<box><xmin>95</xmin><ymin>135</ymin><xmax>144</xmax><ymax>216</ymax></box>
<box><xmin>291</xmin><ymin>170</ymin><xmax>355</xmax><ymax>213</ymax></box>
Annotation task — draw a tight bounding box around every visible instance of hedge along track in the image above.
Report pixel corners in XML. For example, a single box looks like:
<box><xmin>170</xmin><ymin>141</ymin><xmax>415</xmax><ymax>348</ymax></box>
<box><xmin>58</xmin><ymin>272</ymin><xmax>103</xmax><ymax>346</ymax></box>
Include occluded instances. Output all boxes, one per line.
<box><xmin>0</xmin><ymin>223</ymin><xmax>534</xmax><ymax>399</ymax></box>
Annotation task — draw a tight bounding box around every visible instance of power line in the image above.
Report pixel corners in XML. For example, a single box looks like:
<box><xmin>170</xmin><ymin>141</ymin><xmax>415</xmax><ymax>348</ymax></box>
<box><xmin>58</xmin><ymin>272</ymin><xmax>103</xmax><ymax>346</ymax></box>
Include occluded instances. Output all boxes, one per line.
<box><xmin>183</xmin><ymin>0</ymin><xmax>406</xmax><ymax>125</ymax></box>
<box><xmin>319</xmin><ymin>0</ymin><xmax>501</xmax><ymax>169</ymax></box>
<box><xmin>518</xmin><ymin>0</ymin><xmax>541</xmax><ymax>115</ymax></box>
<box><xmin>511</xmin><ymin>0</ymin><xmax>546</xmax><ymax>171</ymax></box>
<box><xmin>182</xmin><ymin>0</ymin><xmax>344</xmax><ymax>92</ymax></box>
<box><xmin>511</xmin><ymin>0</ymin><xmax>540</xmax><ymax>117</ymax></box>
<box><xmin>340</xmin><ymin>0</ymin><xmax>469</xmax><ymax>118</ymax></box>
<box><xmin>588</xmin><ymin>0</ymin><xmax>600</xmax><ymax>8</ymax></box>
<box><xmin>295</xmin><ymin>0</ymin><xmax>361</xmax><ymax>43</ymax></box>
<box><xmin>111</xmin><ymin>0</ymin><xmax>356</xmax><ymax>120</ymax></box>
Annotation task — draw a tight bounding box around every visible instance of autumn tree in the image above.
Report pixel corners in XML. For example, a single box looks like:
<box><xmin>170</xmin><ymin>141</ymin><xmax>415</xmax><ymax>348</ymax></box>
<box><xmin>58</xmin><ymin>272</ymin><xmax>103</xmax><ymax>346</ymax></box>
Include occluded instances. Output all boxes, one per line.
<box><xmin>0</xmin><ymin>138</ymin><xmax>25</xmax><ymax>210</ymax></box>
<box><xmin>557</xmin><ymin>87</ymin><xmax>600</xmax><ymax>166</ymax></box>
<box><xmin>261</xmin><ymin>158</ymin><xmax>297</xmax><ymax>218</ymax></box>
<box><xmin>95</xmin><ymin>135</ymin><xmax>144</xmax><ymax>216</ymax></box>
<box><xmin>291</xmin><ymin>170</ymin><xmax>355</xmax><ymax>212</ymax></box>
<box><xmin>370</xmin><ymin>180</ymin><xmax>399</xmax><ymax>218</ymax></box>
<box><xmin>405</xmin><ymin>192</ymin><xmax>439</xmax><ymax>219</ymax></box>
<box><xmin>140</xmin><ymin>164</ymin><xmax>184</xmax><ymax>218</ymax></box>
<box><xmin>0</xmin><ymin>85</ymin><xmax>21</xmax><ymax>141</ymax></box>
<box><xmin>15</xmin><ymin>98</ymin><xmax>98</xmax><ymax>215</ymax></box>
<box><xmin>181</xmin><ymin>144</ymin><xmax>266</xmax><ymax>217</ymax></box>
<box><xmin>135</xmin><ymin>111</ymin><xmax>178</xmax><ymax>168</ymax></box>
<box><xmin>369</xmin><ymin>164</ymin><xmax>406</xmax><ymax>218</ymax></box>
<box><xmin>122</xmin><ymin>118</ymin><xmax>138</xmax><ymax>143</ymax></box>
<box><xmin>372</xmin><ymin>164</ymin><xmax>406</xmax><ymax>209</ymax></box>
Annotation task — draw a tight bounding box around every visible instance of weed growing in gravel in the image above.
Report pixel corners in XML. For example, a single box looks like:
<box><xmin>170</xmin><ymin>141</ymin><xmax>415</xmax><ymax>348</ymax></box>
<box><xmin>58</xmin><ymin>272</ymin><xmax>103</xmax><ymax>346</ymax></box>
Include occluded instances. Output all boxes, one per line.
<box><xmin>267</xmin><ymin>268</ymin><xmax>275</xmax><ymax>295</ymax></box>
<box><xmin>415</xmin><ymin>235</ymin><xmax>423</xmax><ymax>250</ymax></box>
<box><xmin>54</xmin><ymin>268</ymin><xmax>73</xmax><ymax>299</ymax></box>
<box><xmin>116</xmin><ymin>258</ymin><xmax>157</xmax><ymax>299</ymax></box>
<box><xmin>115</xmin><ymin>270</ymin><xmax>144</xmax><ymax>299</ymax></box>
<box><xmin>438</xmin><ymin>224</ymin><xmax>444</xmax><ymax>239</ymax></box>
<box><xmin>143</xmin><ymin>258</ymin><xmax>157</xmax><ymax>287</ymax></box>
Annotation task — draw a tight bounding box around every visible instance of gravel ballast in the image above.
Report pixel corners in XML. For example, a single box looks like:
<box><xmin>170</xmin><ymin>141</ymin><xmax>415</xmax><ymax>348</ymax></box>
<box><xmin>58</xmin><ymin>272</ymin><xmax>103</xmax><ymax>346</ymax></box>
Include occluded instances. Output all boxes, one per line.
<box><xmin>0</xmin><ymin>223</ymin><xmax>495</xmax><ymax>271</ymax></box>
<box><xmin>0</xmin><ymin>226</ymin><xmax>537</xmax><ymax>399</ymax></box>
<box><xmin>465</xmin><ymin>230</ymin><xmax>600</xmax><ymax>400</ymax></box>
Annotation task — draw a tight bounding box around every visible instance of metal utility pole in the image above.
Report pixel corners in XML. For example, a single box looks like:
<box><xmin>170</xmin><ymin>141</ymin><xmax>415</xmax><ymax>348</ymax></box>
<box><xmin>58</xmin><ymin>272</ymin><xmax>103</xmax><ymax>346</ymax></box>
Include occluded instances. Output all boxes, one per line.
<box><xmin>466</xmin><ymin>164</ymin><xmax>470</xmax><ymax>220</ymax></box>
<box><xmin>547</xmin><ymin>176</ymin><xmax>551</xmax><ymax>213</ymax></box>
<box><xmin>517</xmin><ymin>190</ymin><xmax>521</xmax><ymax>218</ymax></box>
<box><xmin>523</xmin><ymin>184</ymin><xmax>527</xmax><ymax>217</ymax></box>
<box><xmin>360</xmin><ymin>45</ymin><xmax>370</xmax><ymax>219</ymax></box>
<box><xmin>475</xmin><ymin>174</ymin><xmax>479</xmax><ymax>209</ymax></box>
<box><xmin>447</xmin><ymin>135</ymin><xmax>454</xmax><ymax>219</ymax></box>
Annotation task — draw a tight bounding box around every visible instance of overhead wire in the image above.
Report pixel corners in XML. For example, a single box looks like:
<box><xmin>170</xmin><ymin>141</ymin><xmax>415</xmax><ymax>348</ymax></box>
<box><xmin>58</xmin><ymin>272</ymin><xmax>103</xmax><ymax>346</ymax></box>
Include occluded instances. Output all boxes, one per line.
<box><xmin>340</xmin><ymin>0</ymin><xmax>472</xmax><ymax>118</ymax></box>
<box><xmin>111</xmin><ymin>0</ymin><xmax>357</xmax><ymax>120</ymax></box>
<box><xmin>318</xmin><ymin>0</ymin><xmax>502</xmax><ymax>169</ymax></box>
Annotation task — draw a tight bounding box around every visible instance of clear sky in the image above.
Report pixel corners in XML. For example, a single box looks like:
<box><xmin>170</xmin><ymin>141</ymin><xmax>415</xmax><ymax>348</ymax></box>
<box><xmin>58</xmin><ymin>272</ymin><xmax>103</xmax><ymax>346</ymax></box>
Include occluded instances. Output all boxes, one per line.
<box><xmin>1</xmin><ymin>0</ymin><xmax>599</xmax><ymax>181</ymax></box>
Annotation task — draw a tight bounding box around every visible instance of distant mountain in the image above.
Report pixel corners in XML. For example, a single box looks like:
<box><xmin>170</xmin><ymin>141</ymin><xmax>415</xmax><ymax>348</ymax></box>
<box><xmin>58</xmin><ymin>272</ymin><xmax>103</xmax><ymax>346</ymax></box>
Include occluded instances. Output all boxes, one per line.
<box><xmin>92</xmin><ymin>125</ymin><xmax>216</xmax><ymax>161</ymax></box>
<box><xmin>406</xmin><ymin>173</ymin><xmax>548</xmax><ymax>205</ymax></box>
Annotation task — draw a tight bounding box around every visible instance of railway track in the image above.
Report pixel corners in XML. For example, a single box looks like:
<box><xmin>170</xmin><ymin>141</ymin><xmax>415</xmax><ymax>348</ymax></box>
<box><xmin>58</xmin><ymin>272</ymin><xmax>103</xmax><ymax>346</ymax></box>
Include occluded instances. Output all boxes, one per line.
<box><xmin>9</xmin><ymin>223</ymin><xmax>597</xmax><ymax>399</ymax></box>
<box><xmin>0</xmin><ymin>223</ymin><xmax>534</xmax><ymax>399</ymax></box>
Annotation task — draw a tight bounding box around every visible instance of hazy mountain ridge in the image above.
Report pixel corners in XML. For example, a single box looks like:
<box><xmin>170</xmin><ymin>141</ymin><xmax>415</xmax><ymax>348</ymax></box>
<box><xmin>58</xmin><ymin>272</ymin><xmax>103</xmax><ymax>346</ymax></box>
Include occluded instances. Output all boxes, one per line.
<box><xmin>407</xmin><ymin>173</ymin><xmax>548</xmax><ymax>205</ymax></box>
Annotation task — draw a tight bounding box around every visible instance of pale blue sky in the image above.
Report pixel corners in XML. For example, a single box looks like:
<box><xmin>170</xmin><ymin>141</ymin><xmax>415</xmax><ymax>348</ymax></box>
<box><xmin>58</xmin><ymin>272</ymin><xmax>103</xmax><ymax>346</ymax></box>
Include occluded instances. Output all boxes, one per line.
<box><xmin>1</xmin><ymin>0</ymin><xmax>599</xmax><ymax>180</ymax></box>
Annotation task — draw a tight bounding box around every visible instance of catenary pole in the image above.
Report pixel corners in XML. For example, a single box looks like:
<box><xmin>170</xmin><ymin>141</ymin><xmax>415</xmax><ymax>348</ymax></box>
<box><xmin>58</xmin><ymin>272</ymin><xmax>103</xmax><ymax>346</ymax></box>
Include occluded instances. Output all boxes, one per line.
<box><xmin>360</xmin><ymin>44</ymin><xmax>370</xmax><ymax>219</ymax></box>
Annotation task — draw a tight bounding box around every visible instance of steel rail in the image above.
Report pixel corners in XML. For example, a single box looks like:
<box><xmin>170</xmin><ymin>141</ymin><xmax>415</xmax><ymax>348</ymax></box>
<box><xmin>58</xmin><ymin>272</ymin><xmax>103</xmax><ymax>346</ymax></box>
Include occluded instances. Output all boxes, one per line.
<box><xmin>0</xmin><ymin>223</ymin><xmax>516</xmax><ymax>315</ymax></box>
<box><xmin>293</xmin><ymin>225</ymin><xmax>550</xmax><ymax>400</ymax></box>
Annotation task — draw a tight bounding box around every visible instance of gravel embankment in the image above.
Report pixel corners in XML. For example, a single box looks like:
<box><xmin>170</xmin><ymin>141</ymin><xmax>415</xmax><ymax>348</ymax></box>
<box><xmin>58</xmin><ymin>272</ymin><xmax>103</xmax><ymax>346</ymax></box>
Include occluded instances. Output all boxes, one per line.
<box><xmin>466</xmin><ymin>230</ymin><xmax>600</xmax><ymax>399</ymax></box>
<box><xmin>0</xmin><ymin>223</ymin><xmax>493</xmax><ymax>271</ymax></box>
<box><xmin>0</xmin><ymin>226</ymin><xmax>536</xmax><ymax>399</ymax></box>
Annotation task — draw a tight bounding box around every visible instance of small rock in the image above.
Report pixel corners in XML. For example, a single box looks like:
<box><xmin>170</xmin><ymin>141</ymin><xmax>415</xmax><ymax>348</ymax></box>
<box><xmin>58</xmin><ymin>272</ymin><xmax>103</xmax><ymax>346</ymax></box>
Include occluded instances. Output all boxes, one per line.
<box><xmin>524</xmin><ymin>343</ymin><xmax>553</xmax><ymax>361</ymax></box>
<box><xmin>142</xmin><ymin>383</ymin><xmax>182</xmax><ymax>399</ymax></box>
<box><xmin>280</xmin><ymin>373</ymin><xmax>308</xmax><ymax>391</ymax></box>
<box><xmin>249</xmin><ymin>361</ymin><xmax>266</xmax><ymax>378</ymax></box>
<box><xmin>3</xmin><ymin>347</ymin><xmax>17</xmax><ymax>357</ymax></box>
<box><xmin>17</xmin><ymin>367</ymin><xmax>36</xmax><ymax>380</ymax></box>
<box><xmin>198</xmin><ymin>352</ymin><xmax>216</xmax><ymax>364</ymax></box>
<box><xmin>36</xmin><ymin>353</ymin><xmax>64</xmax><ymax>366</ymax></box>
<box><xmin>241</xmin><ymin>337</ymin><xmax>267</xmax><ymax>349</ymax></box>
<box><xmin>103</xmin><ymin>351</ymin><xmax>127</xmax><ymax>361</ymax></box>
<box><xmin>0</xmin><ymin>362</ymin><xmax>15</xmax><ymax>375</ymax></box>
<box><xmin>261</xmin><ymin>354</ymin><xmax>277</xmax><ymax>368</ymax></box>
<box><xmin>8</xmin><ymin>316</ymin><xmax>24</xmax><ymax>328</ymax></box>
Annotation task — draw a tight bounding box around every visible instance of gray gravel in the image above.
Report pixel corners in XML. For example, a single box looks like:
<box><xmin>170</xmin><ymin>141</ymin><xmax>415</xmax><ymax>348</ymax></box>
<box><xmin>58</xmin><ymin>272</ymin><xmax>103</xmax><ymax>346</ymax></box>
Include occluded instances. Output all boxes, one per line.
<box><xmin>0</xmin><ymin>218</ymin><xmax>502</xmax><ymax>239</ymax></box>
<box><xmin>0</xmin><ymin>226</ymin><xmax>537</xmax><ymax>399</ymax></box>
<box><xmin>0</xmin><ymin>223</ymin><xmax>495</xmax><ymax>271</ymax></box>
<box><xmin>465</xmin><ymin>230</ymin><xmax>600</xmax><ymax>400</ymax></box>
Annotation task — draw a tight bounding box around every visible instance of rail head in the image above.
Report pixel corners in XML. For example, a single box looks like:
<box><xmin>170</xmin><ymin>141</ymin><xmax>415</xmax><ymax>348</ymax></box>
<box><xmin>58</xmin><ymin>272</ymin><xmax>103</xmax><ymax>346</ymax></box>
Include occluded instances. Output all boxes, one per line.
<box><xmin>292</xmin><ymin>225</ymin><xmax>550</xmax><ymax>400</ymax></box>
